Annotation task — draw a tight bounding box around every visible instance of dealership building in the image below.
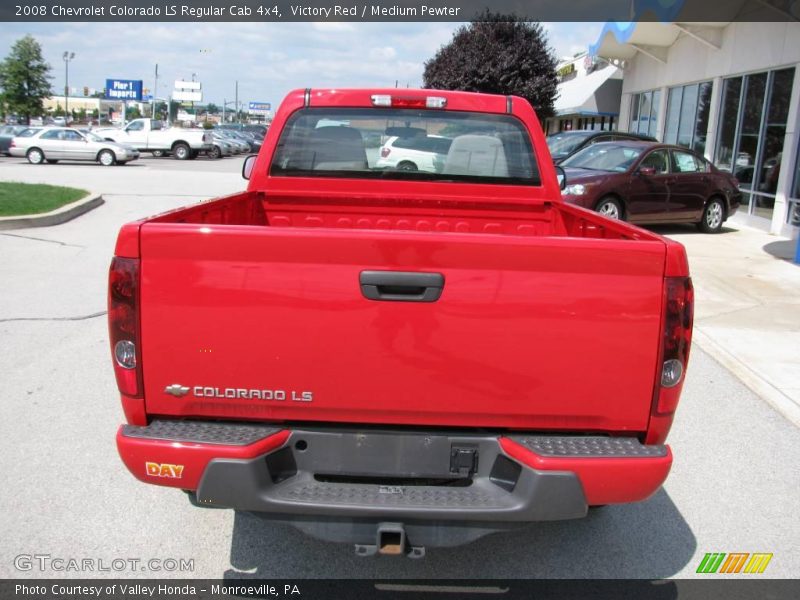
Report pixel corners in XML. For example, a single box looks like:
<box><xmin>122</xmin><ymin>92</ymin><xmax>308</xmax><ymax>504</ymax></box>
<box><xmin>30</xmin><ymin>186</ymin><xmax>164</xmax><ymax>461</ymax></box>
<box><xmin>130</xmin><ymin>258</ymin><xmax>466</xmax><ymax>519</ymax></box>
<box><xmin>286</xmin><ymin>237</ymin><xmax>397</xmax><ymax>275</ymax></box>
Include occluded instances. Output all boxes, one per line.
<box><xmin>591</xmin><ymin>20</ymin><xmax>800</xmax><ymax>236</ymax></box>
<box><xmin>545</xmin><ymin>52</ymin><xmax>623</xmax><ymax>135</ymax></box>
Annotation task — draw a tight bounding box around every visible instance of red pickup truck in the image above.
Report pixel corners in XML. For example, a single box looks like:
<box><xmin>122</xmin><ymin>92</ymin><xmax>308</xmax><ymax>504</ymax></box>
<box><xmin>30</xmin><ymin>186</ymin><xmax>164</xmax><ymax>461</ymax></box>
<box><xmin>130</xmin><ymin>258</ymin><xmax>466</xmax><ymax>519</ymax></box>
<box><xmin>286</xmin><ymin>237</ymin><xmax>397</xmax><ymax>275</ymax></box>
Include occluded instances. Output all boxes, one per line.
<box><xmin>111</xmin><ymin>88</ymin><xmax>693</xmax><ymax>556</ymax></box>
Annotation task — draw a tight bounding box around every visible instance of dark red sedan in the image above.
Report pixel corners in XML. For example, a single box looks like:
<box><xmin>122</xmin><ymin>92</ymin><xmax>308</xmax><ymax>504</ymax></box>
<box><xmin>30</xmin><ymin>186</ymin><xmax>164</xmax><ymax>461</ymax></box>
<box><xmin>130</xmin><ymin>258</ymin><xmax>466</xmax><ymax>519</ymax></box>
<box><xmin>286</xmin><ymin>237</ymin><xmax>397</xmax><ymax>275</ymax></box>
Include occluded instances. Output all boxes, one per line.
<box><xmin>559</xmin><ymin>141</ymin><xmax>741</xmax><ymax>233</ymax></box>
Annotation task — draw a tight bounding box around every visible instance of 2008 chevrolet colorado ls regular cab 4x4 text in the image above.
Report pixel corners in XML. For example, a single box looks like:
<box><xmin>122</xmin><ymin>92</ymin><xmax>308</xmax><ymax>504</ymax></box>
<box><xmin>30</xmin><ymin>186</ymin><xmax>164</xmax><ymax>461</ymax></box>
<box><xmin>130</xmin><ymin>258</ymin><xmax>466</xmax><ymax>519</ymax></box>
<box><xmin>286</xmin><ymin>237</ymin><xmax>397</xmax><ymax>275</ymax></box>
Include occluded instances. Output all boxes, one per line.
<box><xmin>111</xmin><ymin>88</ymin><xmax>693</xmax><ymax>556</ymax></box>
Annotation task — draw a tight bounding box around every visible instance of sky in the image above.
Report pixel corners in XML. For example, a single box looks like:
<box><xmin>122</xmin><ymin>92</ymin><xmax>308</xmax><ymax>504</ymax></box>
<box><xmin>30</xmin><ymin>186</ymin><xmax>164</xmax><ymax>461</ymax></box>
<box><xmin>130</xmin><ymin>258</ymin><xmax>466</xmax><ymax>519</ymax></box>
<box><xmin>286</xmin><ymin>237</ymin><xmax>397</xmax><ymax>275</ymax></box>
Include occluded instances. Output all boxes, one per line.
<box><xmin>0</xmin><ymin>21</ymin><xmax>603</xmax><ymax>109</ymax></box>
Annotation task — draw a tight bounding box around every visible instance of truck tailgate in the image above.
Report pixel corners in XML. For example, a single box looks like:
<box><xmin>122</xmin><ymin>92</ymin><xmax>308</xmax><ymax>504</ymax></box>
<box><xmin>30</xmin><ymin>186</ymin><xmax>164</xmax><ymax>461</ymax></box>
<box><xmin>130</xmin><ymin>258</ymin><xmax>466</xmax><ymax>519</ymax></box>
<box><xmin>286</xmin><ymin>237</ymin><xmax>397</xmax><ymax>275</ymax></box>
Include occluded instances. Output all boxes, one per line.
<box><xmin>139</xmin><ymin>224</ymin><xmax>666</xmax><ymax>432</ymax></box>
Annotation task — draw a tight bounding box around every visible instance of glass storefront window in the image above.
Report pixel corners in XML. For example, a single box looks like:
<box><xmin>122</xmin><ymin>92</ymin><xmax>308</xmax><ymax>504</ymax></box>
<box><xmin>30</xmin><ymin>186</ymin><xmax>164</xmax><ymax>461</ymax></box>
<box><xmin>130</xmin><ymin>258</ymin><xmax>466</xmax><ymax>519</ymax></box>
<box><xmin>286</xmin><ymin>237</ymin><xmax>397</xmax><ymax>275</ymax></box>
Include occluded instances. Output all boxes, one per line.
<box><xmin>792</xmin><ymin>136</ymin><xmax>800</xmax><ymax>225</ymax></box>
<box><xmin>629</xmin><ymin>90</ymin><xmax>659</xmax><ymax>137</ymax></box>
<box><xmin>664</xmin><ymin>87</ymin><xmax>682</xmax><ymax>145</ymax></box>
<box><xmin>714</xmin><ymin>67</ymin><xmax>796</xmax><ymax>222</ymax></box>
<box><xmin>664</xmin><ymin>81</ymin><xmax>713</xmax><ymax>153</ymax></box>
<box><xmin>715</xmin><ymin>77</ymin><xmax>743</xmax><ymax>172</ymax></box>
<box><xmin>694</xmin><ymin>82</ymin><xmax>713</xmax><ymax>155</ymax></box>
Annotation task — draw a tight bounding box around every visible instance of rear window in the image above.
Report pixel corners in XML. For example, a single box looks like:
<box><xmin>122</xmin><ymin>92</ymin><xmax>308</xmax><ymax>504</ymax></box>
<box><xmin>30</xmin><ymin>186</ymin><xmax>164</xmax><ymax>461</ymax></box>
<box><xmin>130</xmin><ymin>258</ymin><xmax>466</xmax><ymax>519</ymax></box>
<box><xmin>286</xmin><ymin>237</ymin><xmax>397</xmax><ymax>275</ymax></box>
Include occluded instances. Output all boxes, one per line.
<box><xmin>271</xmin><ymin>108</ymin><xmax>540</xmax><ymax>185</ymax></box>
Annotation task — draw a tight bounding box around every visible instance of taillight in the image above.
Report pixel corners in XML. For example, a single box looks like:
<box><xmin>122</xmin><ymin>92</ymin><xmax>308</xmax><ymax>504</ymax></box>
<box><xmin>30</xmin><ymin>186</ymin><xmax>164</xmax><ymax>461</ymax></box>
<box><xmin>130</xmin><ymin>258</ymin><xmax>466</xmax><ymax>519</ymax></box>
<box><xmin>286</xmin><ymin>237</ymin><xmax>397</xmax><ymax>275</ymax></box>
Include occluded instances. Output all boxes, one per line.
<box><xmin>108</xmin><ymin>257</ymin><xmax>143</xmax><ymax>397</ymax></box>
<box><xmin>656</xmin><ymin>277</ymin><xmax>693</xmax><ymax>414</ymax></box>
<box><xmin>380</xmin><ymin>147</ymin><xmax>391</xmax><ymax>158</ymax></box>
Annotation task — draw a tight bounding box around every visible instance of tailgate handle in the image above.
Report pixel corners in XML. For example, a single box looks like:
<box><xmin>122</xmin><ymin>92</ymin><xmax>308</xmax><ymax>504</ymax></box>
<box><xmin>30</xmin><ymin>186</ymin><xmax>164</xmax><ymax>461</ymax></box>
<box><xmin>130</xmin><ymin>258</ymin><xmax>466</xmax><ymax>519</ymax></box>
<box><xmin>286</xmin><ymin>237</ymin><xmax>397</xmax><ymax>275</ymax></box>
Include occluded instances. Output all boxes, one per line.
<box><xmin>360</xmin><ymin>271</ymin><xmax>444</xmax><ymax>303</ymax></box>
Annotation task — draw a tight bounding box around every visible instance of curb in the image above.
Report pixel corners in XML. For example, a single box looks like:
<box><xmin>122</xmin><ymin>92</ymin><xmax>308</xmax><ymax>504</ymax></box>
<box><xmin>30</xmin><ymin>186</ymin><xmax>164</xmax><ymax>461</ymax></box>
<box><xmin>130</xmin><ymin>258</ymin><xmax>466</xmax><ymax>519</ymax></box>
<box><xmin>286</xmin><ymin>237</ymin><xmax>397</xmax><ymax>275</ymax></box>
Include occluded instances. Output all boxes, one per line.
<box><xmin>692</xmin><ymin>328</ymin><xmax>800</xmax><ymax>428</ymax></box>
<box><xmin>0</xmin><ymin>193</ymin><xmax>104</xmax><ymax>230</ymax></box>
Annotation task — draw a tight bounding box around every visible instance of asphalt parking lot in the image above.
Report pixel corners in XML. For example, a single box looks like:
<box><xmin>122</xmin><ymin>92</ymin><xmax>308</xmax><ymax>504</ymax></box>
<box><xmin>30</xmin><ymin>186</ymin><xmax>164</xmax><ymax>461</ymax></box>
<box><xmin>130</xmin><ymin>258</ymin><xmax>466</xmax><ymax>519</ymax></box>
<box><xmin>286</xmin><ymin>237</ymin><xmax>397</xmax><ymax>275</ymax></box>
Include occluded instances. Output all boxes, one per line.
<box><xmin>0</xmin><ymin>155</ymin><xmax>798</xmax><ymax>579</ymax></box>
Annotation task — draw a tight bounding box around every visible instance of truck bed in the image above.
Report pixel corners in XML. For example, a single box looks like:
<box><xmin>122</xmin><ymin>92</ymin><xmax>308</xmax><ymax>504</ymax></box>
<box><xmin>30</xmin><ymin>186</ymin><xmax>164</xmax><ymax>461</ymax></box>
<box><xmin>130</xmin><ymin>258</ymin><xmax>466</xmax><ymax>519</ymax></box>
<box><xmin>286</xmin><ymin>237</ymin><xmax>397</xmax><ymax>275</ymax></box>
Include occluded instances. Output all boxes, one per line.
<box><xmin>136</xmin><ymin>191</ymin><xmax>668</xmax><ymax>434</ymax></box>
<box><xmin>149</xmin><ymin>190</ymin><xmax>662</xmax><ymax>241</ymax></box>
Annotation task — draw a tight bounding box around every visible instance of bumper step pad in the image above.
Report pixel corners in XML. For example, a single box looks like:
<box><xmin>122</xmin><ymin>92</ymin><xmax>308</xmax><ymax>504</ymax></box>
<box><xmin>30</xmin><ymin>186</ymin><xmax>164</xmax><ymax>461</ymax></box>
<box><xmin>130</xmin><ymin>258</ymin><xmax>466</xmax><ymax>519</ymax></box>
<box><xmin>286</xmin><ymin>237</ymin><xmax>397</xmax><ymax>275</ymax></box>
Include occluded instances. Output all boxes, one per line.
<box><xmin>121</xmin><ymin>419</ymin><xmax>280</xmax><ymax>446</ymax></box>
<box><xmin>508</xmin><ymin>435</ymin><xmax>667</xmax><ymax>458</ymax></box>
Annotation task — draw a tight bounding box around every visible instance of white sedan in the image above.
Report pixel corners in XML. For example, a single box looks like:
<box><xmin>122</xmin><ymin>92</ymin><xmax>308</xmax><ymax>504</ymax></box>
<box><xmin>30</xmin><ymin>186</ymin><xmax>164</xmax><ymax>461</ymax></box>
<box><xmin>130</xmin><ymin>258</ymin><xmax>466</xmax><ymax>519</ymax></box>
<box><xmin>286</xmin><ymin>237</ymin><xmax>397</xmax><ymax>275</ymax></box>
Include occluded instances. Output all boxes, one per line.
<box><xmin>10</xmin><ymin>127</ymin><xmax>140</xmax><ymax>166</ymax></box>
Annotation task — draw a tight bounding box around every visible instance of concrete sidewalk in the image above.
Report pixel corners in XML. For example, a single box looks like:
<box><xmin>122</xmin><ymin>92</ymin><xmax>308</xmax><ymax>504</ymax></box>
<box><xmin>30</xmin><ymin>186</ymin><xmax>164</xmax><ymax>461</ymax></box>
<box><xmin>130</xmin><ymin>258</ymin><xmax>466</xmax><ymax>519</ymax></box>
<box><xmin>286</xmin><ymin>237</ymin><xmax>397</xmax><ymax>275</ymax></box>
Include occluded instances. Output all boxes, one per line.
<box><xmin>658</xmin><ymin>219</ymin><xmax>800</xmax><ymax>427</ymax></box>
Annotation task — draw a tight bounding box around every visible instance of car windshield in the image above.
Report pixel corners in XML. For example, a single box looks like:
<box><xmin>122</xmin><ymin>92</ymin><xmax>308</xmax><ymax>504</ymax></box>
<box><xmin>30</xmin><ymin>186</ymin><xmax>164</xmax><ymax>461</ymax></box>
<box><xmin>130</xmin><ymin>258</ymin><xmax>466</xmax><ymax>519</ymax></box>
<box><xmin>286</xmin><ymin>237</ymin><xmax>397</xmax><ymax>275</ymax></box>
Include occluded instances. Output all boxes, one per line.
<box><xmin>271</xmin><ymin>107</ymin><xmax>539</xmax><ymax>184</ymax></box>
<box><xmin>562</xmin><ymin>144</ymin><xmax>644</xmax><ymax>172</ymax></box>
<box><xmin>546</xmin><ymin>131</ymin><xmax>594</xmax><ymax>157</ymax></box>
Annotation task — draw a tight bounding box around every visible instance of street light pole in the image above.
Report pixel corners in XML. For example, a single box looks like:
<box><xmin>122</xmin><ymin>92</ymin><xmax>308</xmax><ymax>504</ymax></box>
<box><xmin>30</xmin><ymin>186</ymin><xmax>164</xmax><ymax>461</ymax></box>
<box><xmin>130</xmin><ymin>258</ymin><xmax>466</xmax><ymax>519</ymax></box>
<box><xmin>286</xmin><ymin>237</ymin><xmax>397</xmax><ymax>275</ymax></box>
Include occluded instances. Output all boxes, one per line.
<box><xmin>63</xmin><ymin>51</ymin><xmax>75</xmax><ymax>121</ymax></box>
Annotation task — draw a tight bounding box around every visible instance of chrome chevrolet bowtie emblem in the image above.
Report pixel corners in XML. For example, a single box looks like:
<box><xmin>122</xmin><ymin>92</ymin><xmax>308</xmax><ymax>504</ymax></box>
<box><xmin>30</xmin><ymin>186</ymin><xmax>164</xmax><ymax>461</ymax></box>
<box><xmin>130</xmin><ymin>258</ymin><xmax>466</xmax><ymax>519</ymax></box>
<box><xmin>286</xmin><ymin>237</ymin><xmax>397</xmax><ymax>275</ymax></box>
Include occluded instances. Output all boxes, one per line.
<box><xmin>164</xmin><ymin>384</ymin><xmax>190</xmax><ymax>397</ymax></box>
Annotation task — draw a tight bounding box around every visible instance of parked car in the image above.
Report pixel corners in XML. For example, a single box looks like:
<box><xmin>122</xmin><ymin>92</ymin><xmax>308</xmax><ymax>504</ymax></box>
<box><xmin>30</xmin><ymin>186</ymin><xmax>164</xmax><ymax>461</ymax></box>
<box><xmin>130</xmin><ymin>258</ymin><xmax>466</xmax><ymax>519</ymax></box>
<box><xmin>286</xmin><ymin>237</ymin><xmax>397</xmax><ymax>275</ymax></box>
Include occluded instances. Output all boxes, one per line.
<box><xmin>238</xmin><ymin>131</ymin><xmax>262</xmax><ymax>154</ymax></box>
<box><xmin>215</xmin><ymin>130</ymin><xmax>249</xmax><ymax>154</ymax></box>
<box><xmin>208</xmin><ymin>132</ymin><xmax>235</xmax><ymax>159</ymax></box>
<box><xmin>10</xmin><ymin>127</ymin><xmax>140</xmax><ymax>166</ymax></box>
<box><xmin>0</xmin><ymin>125</ymin><xmax>28</xmax><ymax>155</ymax></box>
<box><xmin>112</xmin><ymin>88</ymin><xmax>693</xmax><ymax>554</ymax></box>
<box><xmin>375</xmin><ymin>134</ymin><xmax>453</xmax><ymax>172</ymax></box>
<box><xmin>547</xmin><ymin>130</ymin><xmax>657</xmax><ymax>164</ymax></box>
<box><xmin>560</xmin><ymin>141</ymin><xmax>741</xmax><ymax>232</ymax></box>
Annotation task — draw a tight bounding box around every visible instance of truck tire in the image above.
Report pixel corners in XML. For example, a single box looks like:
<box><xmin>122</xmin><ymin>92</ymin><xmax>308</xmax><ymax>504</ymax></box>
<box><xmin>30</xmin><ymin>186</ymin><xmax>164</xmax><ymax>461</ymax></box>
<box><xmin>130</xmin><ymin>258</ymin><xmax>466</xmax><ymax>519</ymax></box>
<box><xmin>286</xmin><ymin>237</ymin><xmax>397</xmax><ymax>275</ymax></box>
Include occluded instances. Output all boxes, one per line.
<box><xmin>26</xmin><ymin>148</ymin><xmax>44</xmax><ymax>164</ymax></box>
<box><xmin>173</xmin><ymin>143</ymin><xmax>190</xmax><ymax>160</ymax></box>
<box><xmin>698</xmin><ymin>197</ymin><xmax>725</xmax><ymax>233</ymax></box>
<box><xmin>595</xmin><ymin>197</ymin><xmax>623</xmax><ymax>220</ymax></box>
<box><xmin>98</xmin><ymin>150</ymin><xmax>116</xmax><ymax>166</ymax></box>
<box><xmin>152</xmin><ymin>150</ymin><xmax>165</xmax><ymax>158</ymax></box>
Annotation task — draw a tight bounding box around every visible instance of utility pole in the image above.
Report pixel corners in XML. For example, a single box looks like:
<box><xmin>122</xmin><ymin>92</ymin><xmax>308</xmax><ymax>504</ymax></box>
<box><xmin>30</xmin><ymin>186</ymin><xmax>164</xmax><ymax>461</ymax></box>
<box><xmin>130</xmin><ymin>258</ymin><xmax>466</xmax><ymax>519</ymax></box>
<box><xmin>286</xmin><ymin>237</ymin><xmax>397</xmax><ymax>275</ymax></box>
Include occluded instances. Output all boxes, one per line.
<box><xmin>153</xmin><ymin>64</ymin><xmax>159</xmax><ymax>119</ymax></box>
<box><xmin>63</xmin><ymin>51</ymin><xmax>75</xmax><ymax>120</ymax></box>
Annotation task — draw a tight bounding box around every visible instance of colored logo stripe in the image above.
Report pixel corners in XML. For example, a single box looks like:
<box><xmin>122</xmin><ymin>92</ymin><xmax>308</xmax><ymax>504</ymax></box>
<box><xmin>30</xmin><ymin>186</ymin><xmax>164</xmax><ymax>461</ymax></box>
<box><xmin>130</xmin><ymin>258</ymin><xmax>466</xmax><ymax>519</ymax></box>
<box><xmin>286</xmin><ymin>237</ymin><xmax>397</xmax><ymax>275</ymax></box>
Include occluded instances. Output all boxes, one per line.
<box><xmin>697</xmin><ymin>553</ymin><xmax>726</xmax><ymax>573</ymax></box>
<box><xmin>744</xmin><ymin>553</ymin><xmax>773</xmax><ymax>574</ymax></box>
<box><xmin>719</xmin><ymin>553</ymin><xmax>749</xmax><ymax>574</ymax></box>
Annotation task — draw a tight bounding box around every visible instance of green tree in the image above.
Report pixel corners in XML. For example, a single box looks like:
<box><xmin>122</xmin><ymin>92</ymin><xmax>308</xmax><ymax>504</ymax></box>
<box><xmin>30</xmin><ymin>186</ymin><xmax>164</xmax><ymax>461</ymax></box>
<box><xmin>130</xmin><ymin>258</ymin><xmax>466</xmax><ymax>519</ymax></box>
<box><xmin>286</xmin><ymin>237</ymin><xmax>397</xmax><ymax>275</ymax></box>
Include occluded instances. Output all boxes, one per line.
<box><xmin>0</xmin><ymin>35</ymin><xmax>53</xmax><ymax>124</ymax></box>
<box><xmin>206</xmin><ymin>102</ymin><xmax>219</xmax><ymax>114</ymax></box>
<box><xmin>53</xmin><ymin>103</ymin><xmax>64</xmax><ymax>117</ymax></box>
<box><xmin>126</xmin><ymin>105</ymin><xmax>141</xmax><ymax>120</ymax></box>
<box><xmin>422</xmin><ymin>12</ymin><xmax>558</xmax><ymax>121</ymax></box>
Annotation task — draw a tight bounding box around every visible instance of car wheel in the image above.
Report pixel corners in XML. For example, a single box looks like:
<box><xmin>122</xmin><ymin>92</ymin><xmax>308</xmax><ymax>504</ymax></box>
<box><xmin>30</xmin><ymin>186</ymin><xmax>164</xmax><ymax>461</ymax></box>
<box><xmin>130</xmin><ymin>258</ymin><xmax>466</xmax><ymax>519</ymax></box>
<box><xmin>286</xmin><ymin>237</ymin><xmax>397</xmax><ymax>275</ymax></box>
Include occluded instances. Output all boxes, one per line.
<box><xmin>46</xmin><ymin>159</ymin><xmax>59</xmax><ymax>164</ymax></box>
<box><xmin>209</xmin><ymin>146</ymin><xmax>222</xmax><ymax>160</ymax></box>
<box><xmin>595</xmin><ymin>197</ymin><xmax>623</xmax><ymax>220</ymax></box>
<box><xmin>26</xmin><ymin>148</ymin><xmax>44</xmax><ymax>165</ymax></box>
<box><xmin>152</xmin><ymin>150</ymin><xmax>165</xmax><ymax>158</ymax></box>
<box><xmin>699</xmin><ymin>198</ymin><xmax>725</xmax><ymax>233</ymax></box>
<box><xmin>173</xmin><ymin>143</ymin><xmax>190</xmax><ymax>160</ymax></box>
<box><xmin>397</xmin><ymin>161</ymin><xmax>418</xmax><ymax>172</ymax></box>
<box><xmin>98</xmin><ymin>149</ymin><xmax>116</xmax><ymax>166</ymax></box>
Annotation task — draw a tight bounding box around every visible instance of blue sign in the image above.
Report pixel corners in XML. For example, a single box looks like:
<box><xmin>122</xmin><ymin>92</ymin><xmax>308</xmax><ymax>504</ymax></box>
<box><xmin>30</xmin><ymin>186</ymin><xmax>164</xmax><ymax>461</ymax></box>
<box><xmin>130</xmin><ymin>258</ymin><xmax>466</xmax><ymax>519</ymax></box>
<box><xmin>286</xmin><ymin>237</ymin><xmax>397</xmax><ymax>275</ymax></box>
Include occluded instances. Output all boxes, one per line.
<box><xmin>248</xmin><ymin>102</ymin><xmax>271</xmax><ymax>112</ymax></box>
<box><xmin>142</xmin><ymin>95</ymin><xmax>153</xmax><ymax>102</ymax></box>
<box><xmin>105</xmin><ymin>79</ymin><xmax>143</xmax><ymax>101</ymax></box>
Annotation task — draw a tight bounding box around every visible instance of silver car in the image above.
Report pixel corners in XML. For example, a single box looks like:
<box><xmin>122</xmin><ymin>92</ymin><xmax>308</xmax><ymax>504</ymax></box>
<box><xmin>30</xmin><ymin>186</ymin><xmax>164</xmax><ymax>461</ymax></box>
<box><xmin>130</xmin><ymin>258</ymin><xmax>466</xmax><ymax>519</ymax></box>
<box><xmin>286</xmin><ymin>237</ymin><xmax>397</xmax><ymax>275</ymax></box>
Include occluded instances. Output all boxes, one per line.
<box><xmin>10</xmin><ymin>127</ymin><xmax>140</xmax><ymax>166</ymax></box>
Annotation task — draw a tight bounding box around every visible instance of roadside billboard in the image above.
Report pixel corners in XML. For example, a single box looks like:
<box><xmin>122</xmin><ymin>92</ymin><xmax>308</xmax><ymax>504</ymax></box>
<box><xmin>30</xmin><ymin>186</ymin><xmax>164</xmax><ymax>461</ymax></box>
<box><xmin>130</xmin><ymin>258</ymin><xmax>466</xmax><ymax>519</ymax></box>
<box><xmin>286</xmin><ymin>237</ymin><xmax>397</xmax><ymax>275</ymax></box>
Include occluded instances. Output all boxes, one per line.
<box><xmin>249</xmin><ymin>102</ymin><xmax>271</xmax><ymax>113</ymax></box>
<box><xmin>105</xmin><ymin>79</ymin><xmax>143</xmax><ymax>101</ymax></box>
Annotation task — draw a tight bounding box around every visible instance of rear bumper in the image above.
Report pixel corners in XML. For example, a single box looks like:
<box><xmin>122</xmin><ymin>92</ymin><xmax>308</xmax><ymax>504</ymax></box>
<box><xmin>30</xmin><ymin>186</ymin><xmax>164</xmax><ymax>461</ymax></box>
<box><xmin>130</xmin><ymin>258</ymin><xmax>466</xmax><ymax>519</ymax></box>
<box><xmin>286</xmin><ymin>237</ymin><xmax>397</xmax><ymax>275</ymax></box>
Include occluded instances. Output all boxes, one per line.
<box><xmin>117</xmin><ymin>421</ymin><xmax>671</xmax><ymax>521</ymax></box>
